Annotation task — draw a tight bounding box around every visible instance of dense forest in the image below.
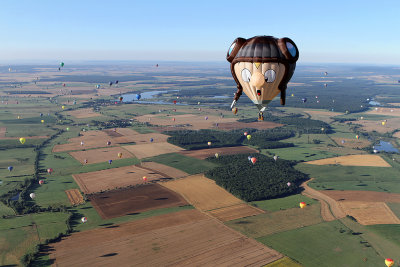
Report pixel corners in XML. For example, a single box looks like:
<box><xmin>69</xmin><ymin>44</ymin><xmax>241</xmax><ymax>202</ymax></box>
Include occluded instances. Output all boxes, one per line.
<box><xmin>166</xmin><ymin>128</ymin><xmax>295</xmax><ymax>150</ymax></box>
<box><xmin>205</xmin><ymin>154</ymin><xmax>308</xmax><ymax>201</ymax></box>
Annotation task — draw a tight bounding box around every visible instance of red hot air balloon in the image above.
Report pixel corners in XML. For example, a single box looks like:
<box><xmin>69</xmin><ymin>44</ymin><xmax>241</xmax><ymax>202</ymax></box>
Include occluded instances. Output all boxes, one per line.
<box><xmin>143</xmin><ymin>176</ymin><xmax>148</xmax><ymax>182</ymax></box>
<box><xmin>251</xmin><ymin>157</ymin><xmax>257</xmax><ymax>164</ymax></box>
<box><xmin>173</xmin><ymin>100</ymin><xmax>177</xmax><ymax>104</ymax></box>
<box><xmin>39</xmin><ymin>180</ymin><xmax>45</xmax><ymax>185</ymax></box>
<box><xmin>47</xmin><ymin>168</ymin><xmax>53</xmax><ymax>174</ymax></box>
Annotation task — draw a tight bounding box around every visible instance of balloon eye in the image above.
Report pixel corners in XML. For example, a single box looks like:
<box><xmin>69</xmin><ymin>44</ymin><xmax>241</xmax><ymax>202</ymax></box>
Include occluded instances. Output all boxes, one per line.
<box><xmin>264</xmin><ymin>70</ymin><xmax>276</xmax><ymax>83</ymax></box>
<box><xmin>241</xmin><ymin>69</ymin><xmax>251</xmax><ymax>82</ymax></box>
<box><xmin>228</xmin><ymin>42</ymin><xmax>236</xmax><ymax>56</ymax></box>
<box><xmin>286</xmin><ymin>42</ymin><xmax>297</xmax><ymax>57</ymax></box>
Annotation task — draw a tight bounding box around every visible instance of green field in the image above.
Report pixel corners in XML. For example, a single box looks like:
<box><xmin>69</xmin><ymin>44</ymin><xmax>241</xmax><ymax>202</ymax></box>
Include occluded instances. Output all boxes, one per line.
<box><xmin>145</xmin><ymin>153</ymin><xmax>218</xmax><ymax>174</ymax></box>
<box><xmin>296</xmin><ymin>163</ymin><xmax>400</xmax><ymax>193</ymax></box>
<box><xmin>0</xmin><ymin>212</ymin><xmax>70</xmax><ymax>266</ymax></box>
<box><xmin>257</xmin><ymin>220</ymin><xmax>383</xmax><ymax>267</ymax></box>
<box><xmin>387</xmin><ymin>203</ymin><xmax>400</xmax><ymax>218</ymax></box>
<box><xmin>251</xmin><ymin>194</ymin><xmax>318</xmax><ymax>212</ymax></box>
<box><xmin>226</xmin><ymin>203</ymin><xmax>322</xmax><ymax>238</ymax></box>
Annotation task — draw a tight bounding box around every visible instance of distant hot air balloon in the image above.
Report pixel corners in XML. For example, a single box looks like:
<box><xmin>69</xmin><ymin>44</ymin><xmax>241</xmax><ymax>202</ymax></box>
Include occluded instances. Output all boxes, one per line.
<box><xmin>17</xmin><ymin>115</ymin><xmax>21</xmax><ymax>119</ymax></box>
<box><xmin>30</xmin><ymin>193</ymin><xmax>36</xmax><ymax>199</ymax></box>
<box><xmin>251</xmin><ymin>157</ymin><xmax>257</xmax><ymax>164</ymax></box>
<box><xmin>244</xmin><ymin>132</ymin><xmax>248</xmax><ymax>136</ymax></box>
<box><xmin>62</xmin><ymin>106</ymin><xmax>66</xmax><ymax>110</ymax></box>
<box><xmin>118</xmin><ymin>152</ymin><xmax>122</xmax><ymax>158</ymax></box>
<box><xmin>287</xmin><ymin>182</ymin><xmax>291</xmax><ymax>187</ymax></box>
<box><xmin>341</xmin><ymin>140</ymin><xmax>345</xmax><ymax>144</ymax></box>
<box><xmin>136</xmin><ymin>94</ymin><xmax>141</xmax><ymax>100</ymax></box>
<box><xmin>215</xmin><ymin>153</ymin><xmax>219</xmax><ymax>158</ymax></box>
<box><xmin>81</xmin><ymin>217</ymin><xmax>87</xmax><ymax>223</ymax></box>
<box><xmin>40</xmin><ymin>113</ymin><xmax>43</xmax><ymax>117</ymax></box>
<box><xmin>143</xmin><ymin>176</ymin><xmax>148</xmax><ymax>182</ymax></box>
<box><xmin>119</xmin><ymin>96</ymin><xmax>123</xmax><ymax>102</ymax></box>
<box><xmin>107</xmin><ymin>141</ymin><xmax>111</xmax><ymax>146</ymax></box>
<box><xmin>172</xmin><ymin>118</ymin><xmax>176</xmax><ymax>122</ymax></box>
<box><xmin>198</xmin><ymin>108</ymin><xmax>201</xmax><ymax>111</ymax></box>
<box><xmin>60</xmin><ymin>62</ymin><xmax>64</xmax><ymax>68</ymax></box>
<box><xmin>291</xmin><ymin>93</ymin><xmax>294</xmax><ymax>97</ymax></box>
<box><xmin>108</xmin><ymin>160</ymin><xmax>112</xmax><ymax>164</ymax></box>
<box><xmin>302</xmin><ymin>98</ymin><xmax>307</xmax><ymax>103</ymax></box>
<box><xmin>47</xmin><ymin>168</ymin><xmax>53</xmax><ymax>174</ymax></box>
<box><xmin>248</xmin><ymin>156</ymin><xmax>252</xmax><ymax>161</ymax></box>
<box><xmin>39</xmin><ymin>180</ymin><xmax>44</xmax><ymax>185</ymax></box>
<box><xmin>247</xmin><ymin>135</ymin><xmax>252</xmax><ymax>140</ymax></box>
<box><xmin>173</xmin><ymin>100</ymin><xmax>177</xmax><ymax>104</ymax></box>
<box><xmin>96</xmin><ymin>84</ymin><xmax>100</xmax><ymax>89</ymax></box>
<box><xmin>356</xmin><ymin>135</ymin><xmax>359</xmax><ymax>140</ymax></box>
<box><xmin>41</xmin><ymin>120</ymin><xmax>44</xmax><ymax>124</ymax></box>
<box><xmin>324</xmin><ymin>72</ymin><xmax>328</xmax><ymax>76</ymax></box>
<box><xmin>385</xmin><ymin>258</ymin><xmax>394</xmax><ymax>267</ymax></box>
<box><xmin>63</xmin><ymin>83</ymin><xmax>66</xmax><ymax>87</ymax></box>
<box><xmin>205</xmin><ymin>116</ymin><xmax>208</xmax><ymax>120</ymax></box>
<box><xmin>382</xmin><ymin>121</ymin><xmax>386</xmax><ymax>126</ymax></box>
<box><xmin>198</xmin><ymin>102</ymin><xmax>201</xmax><ymax>105</ymax></box>
<box><xmin>207</xmin><ymin>141</ymin><xmax>212</xmax><ymax>146</ymax></box>
<box><xmin>8</xmin><ymin>166</ymin><xmax>13</xmax><ymax>172</ymax></box>
<box><xmin>273</xmin><ymin>155</ymin><xmax>278</xmax><ymax>161</ymax></box>
<box><xmin>109</xmin><ymin>81</ymin><xmax>113</xmax><ymax>87</ymax></box>
<box><xmin>19</xmin><ymin>137</ymin><xmax>26</xmax><ymax>144</ymax></box>
<box><xmin>66</xmin><ymin>127</ymin><xmax>70</xmax><ymax>131</ymax></box>
<box><xmin>156</xmin><ymin>64</ymin><xmax>159</xmax><ymax>67</ymax></box>
<box><xmin>84</xmin><ymin>159</ymin><xmax>88</xmax><ymax>164</ymax></box>
<box><xmin>232</xmin><ymin>107</ymin><xmax>238</xmax><ymax>115</ymax></box>
<box><xmin>321</xmin><ymin>128</ymin><xmax>325</xmax><ymax>132</ymax></box>
<box><xmin>227</xmin><ymin>36</ymin><xmax>299</xmax><ymax>120</ymax></box>
<box><xmin>300</xmin><ymin>202</ymin><xmax>307</xmax><ymax>209</ymax></box>
<box><xmin>324</xmin><ymin>83</ymin><xmax>327</xmax><ymax>88</ymax></box>
<box><xmin>150</xmin><ymin>138</ymin><xmax>154</xmax><ymax>143</ymax></box>
<box><xmin>115</xmin><ymin>80</ymin><xmax>119</xmax><ymax>84</ymax></box>
<box><xmin>80</xmin><ymin>141</ymin><xmax>84</xmax><ymax>146</ymax></box>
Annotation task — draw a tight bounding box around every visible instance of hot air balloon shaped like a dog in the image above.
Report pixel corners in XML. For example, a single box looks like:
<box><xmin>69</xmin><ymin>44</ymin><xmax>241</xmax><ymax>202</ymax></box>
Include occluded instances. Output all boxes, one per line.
<box><xmin>227</xmin><ymin>36</ymin><xmax>299</xmax><ymax>120</ymax></box>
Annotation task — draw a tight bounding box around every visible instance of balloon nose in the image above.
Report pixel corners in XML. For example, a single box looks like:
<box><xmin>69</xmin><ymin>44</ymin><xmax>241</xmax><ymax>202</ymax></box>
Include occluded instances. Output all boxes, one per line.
<box><xmin>250</xmin><ymin>72</ymin><xmax>265</xmax><ymax>88</ymax></box>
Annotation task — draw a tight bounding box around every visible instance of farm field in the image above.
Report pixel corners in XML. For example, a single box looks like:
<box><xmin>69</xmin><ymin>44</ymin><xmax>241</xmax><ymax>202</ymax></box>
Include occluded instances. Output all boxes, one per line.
<box><xmin>49</xmin><ymin>209</ymin><xmax>282</xmax><ymax>267</ymax></box>
<box><xmin>321</xmin><ymin>190</ymin><xmax>400</xmax><ymax>202</ymax></box>
<box><xmin>140</xmin><ymin>161</ymin><xmax>189</xmax><ymax>178</ymax></box>
<box><xmin>178</xmin><ymin>146</ymin><xmax>258</xmax><ymax>159</ymax></box>
<box><xmin>122</xmin><ymin>142</ymin><xmax>183</xmax><ymax>159</ymax></box>
<box><xmin>216</xmin><ymin>121</ymin><xmax>283</xmax><ymax>130</ymax></box>
<box><xmin>72</xmin><ymin>165</ymin><xmax>166</xmax><ymax>194</ymax></box>
<box><xmin>331</xmin><ymin>137</ymin><xmax>371</xmax><ymax>148</ymax></box>
<box><xmin>66</xmin><ymin>108</ymin><xmax>102</xmax><ymax>118</ymax></box>
<box><xmin>89</xmin><ymin>184</ymin><xmax>188</xmax><ymax>219</ymax></box>
<box><xmin>339</xmin><ymin>201</ymin><xmax>400</xmax><ymax>225</ymax></box>
<box><xmin>69</xmin><ymin>146</ymin><xmax>134</xmax><ymax>164</ymax></box>
<box><xmin>305</xmin><ymin>154</ymin><xmax>391</xmax><ymax>167</ymax></box>
<box><xmin>65</xmin><ymin>188</ymin><xmax>85</xmax><ymax>206</ymax></box>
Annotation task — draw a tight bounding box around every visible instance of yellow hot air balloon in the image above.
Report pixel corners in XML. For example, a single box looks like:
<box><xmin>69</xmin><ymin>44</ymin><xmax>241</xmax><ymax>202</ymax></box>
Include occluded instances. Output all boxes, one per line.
<box><xmin>215</xmin><ymin>153</ymin><xmax>219</xmax><ymax>158</ymax></box>
<box><xmin>17</xmin><ymin>115</ymin><xmax>21</xmax><ymax>119</ymax></box>
<box><xmin>232</xmin><ymin>107</ymin><xmax>238</xmax><ymax>115</ymax></box>
<box><xmin>19</xmin><ymin>137</ymin><xmax>26</xmax><ymax>144</ymax></box>
<box><xmin>382</xmin><ymin>121</ymin><xmax>386</xmax><ymax>126</ymax></box>
<box><xmin>291</xmin><ymin>93</ymin><xmax>294</xmax><ymax>97</ymax></box>
<box><xmin>227</xmin><ymin>36</ymin><xmax>299</xmax><ymax>120</ymax></box>
<box><xmin>299</xmin><ymin>202</ymin><xmax>307</xmax><ymax>209</ymax></box>
<box><xmin>247</xmin><ymin>135</ymin><xmax>252</xmax><ymax>140</ymax></box>
<box><xmin>385</xmin><ymin>258</ymin><xmax>394</xmax><ymax>267</ymax></box>
<box><xmin>41</xmin><ymin>120</ymin><xmax>44</xmax><ymax>124</ymax></box>
<box><xmin>117</xmin><ymin>152</ymin><xmax>122</xmax><ymax>158</ymax></box>
<box><xmin>62</xmin><ymin>105</ymin><xmax>65</xmax><ymax>110</ymax></box>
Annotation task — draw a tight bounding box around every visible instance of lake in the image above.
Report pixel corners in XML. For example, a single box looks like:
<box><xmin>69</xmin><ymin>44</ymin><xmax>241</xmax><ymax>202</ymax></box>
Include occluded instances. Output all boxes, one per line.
<box><xmin>373</xmin><ymin>141</ymin><xmax>399</xmax><ymax>153</ymax></box>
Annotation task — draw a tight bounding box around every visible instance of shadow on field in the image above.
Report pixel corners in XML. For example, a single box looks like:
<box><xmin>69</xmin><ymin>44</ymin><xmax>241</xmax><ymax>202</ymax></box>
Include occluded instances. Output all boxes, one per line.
<box><xmin>100</xmin><ymin>252</ymin><xmax>118</xmax><ymax>257</ymax></box>
<box><xmin>126</xmin><ymin>212</ymin><xmax>140</xmax><ymax>216</ymax></box>
<box><xmin>80</xmin><ymin>206</ymin><xmax>92</xmax><ymax>210</ymax></box>
<box><xmin>99</xmin><ymin>223</ymin><xmax>114</xmax><ymax>226</ymax></box>
<box><xmin>105</xmin><ymin>225</ymin><xmax>119</xmax><ymax>229</ymax></box>
<box><xmin>31</xmin><ymin>244</ymin><xmax>55</xmax><ymax>267</ymax></box>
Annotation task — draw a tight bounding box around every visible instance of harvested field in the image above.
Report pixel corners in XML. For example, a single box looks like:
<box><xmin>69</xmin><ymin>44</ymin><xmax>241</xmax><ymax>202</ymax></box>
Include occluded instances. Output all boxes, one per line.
<box><xmin>114</xmin><ymin>132</ymin><xmax>169</xmax><ymax>144</ymax></box>
<box><xmin>0</xmin><ymin>127</ymin><xmax>5</xmax><ymax>137</ymax></box>
<box><xmin>178</xmin><ymin>146</ymin><xmax>258</xmax><ymax>159</ymax></box>
<box><xmin>161</xmin><ymin>174</ymin><xmax>243</xmax><ymax>211</ymax></box>
<box><xmin>331</xmin><ymin>137</ymin><xmax>371</xmax><ymax>148</ymax></box>
<box><xmin>304</xmin><ymin>110</ymin><xmax>343</xmax><ymax>123</ymax></box>
<box><xmin>67</xmin><ymin>108</ymin><xmax>102</xmax><ymax>119</ymax></box>
<box><xmin>366</xmin><ymin>107</ymin><xmax>400</xmax><ymax>117</ymax></box>
<box><xmin>69</xmin><ymin>147</ymin><xmax>134</xmax><ymax>164</ymax></box>
<box><xmin>90</xmin><ymin>184</ymin><xmax>188</xmax><ymax>219</ymax></box>
<box><xmin>49</xmin><ymin>209</ymin><xmax>282</xmax><ymax>267</ymax></box>
<box><xmin>351</xmin><ymin>118</ymin><xmax>400</xmax><ymax>133</ymax></box>
<box><xmin>65</xmin><ymin>189</ymin><xmax>84</xmax><ymax>206</ymax></box>
<box><xmin>135</xmin><ymin>114</ymin><xmax>237</xmax><ymax>130</ymax></box>
<box><xmin>140</xmin><ymin>161</ymin><xmax>189</xmax><ymax>178</ymax></box>
<box><xmin>217</xmin><ymin>121</ymin><xmax>283</xmax><ymax>130</ymax></box>
<box><xmin>339</xmin><ymin>201</ymin><xmax>400</xmax><ymax>225</ymax></box>
<box><xmin>321</xmin><ymin>190</ymin><xmax>400</xmax><ymax>203</ymax></box>
<box><xmin>72</xmin><ymin>165</ymin><xmax>166</xmax><ymax>194</ymax></box>
<box><xmin>207</xmin><ymin>204</ymin><xmax>264</xmax><ymax>222</ymax></box>
<box><xmin>123</xmin><ymin>142</ymin><xmax>183</xmax><ymax>159</ymax></box>
<box><xmin>305</xmin><ymin>154</ymin><xmax>391</xmax><ymax>167</ymax></box>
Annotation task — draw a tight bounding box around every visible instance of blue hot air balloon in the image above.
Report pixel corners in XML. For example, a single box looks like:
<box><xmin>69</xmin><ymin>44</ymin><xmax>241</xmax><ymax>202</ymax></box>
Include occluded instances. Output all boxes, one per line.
<box><xmin>136</xmin><ymin>94</ymin><xmax>141</xmax><ymax>100</ymax></box>
<box><xmin>108</xmin><ymin>160</ymin><xmax>112</xmax><ymax>164</ymax></box>
<box><xmin>302</xmin><ymin>98</ymin><xmax>307</xmax><ymax>103</ymax></box>
<box><xmin>8</xmin><ymin>166</ymin><xmax>13</xmax><ymax>172</ymax></box>
<box><xmin>150</xmin><ymin>138</ymin><xmax>154</xmax><ymax>143</ymax></box>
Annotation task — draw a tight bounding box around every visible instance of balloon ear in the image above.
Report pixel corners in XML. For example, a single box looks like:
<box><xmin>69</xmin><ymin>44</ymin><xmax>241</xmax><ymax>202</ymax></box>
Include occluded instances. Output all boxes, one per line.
<box><xmin>227</xmin><ymin>38</ymin><xmax>246</xmax><ymax>62</ymax></box>
<box><xmin>277</xmin><ymin>38</ymin><xmax>299</xmax><ymax>62</ymax></box>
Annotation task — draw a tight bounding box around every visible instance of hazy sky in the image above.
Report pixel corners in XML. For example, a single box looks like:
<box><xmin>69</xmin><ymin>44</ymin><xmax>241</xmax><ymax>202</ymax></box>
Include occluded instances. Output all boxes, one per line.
<box><xmin>1</xmin><ymin>0</ymin><xmax>400</xmax><ymax>65</ymax></box>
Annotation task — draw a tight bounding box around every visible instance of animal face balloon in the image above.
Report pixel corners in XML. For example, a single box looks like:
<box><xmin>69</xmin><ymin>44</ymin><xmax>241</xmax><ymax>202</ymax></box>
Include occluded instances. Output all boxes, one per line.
<box><xmin>227</xmin><ymin>36</ymin><xmax>299</xmax><ymax>113</ymax></box>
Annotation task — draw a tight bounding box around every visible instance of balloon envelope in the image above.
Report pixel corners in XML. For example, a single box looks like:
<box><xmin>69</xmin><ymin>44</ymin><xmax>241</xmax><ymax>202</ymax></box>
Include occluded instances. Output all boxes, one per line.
<box><xmin>150</xmin><ymin>138</ymin><xmax>154</xmax><ymax>142</ymax></box>
<box><xmin>39</xmin><ymin>180</ymin><xmax>44</xmax><ymax>185</ymax></box>
<box><xmin>300</xmin><ymin>202</ymin><xmax>307</xmax><ymax>208</ymax></box>
<box><xmin>47</xmin><ymin>168</ymin><xmax>53</xmax><ymax>174</ymax></box>
<box><xmin>385</xmin><ymin>259</ymin><xmax>394</xmax><ymax>267</ymax></box>
<box><xmin>8</xmin><ymin>166</ymin><xmax>13</xmax><ymax>171</ymax></box>
<box><xmin>30</xmin><ymin>193</ymin><xmax>35</xmax><ymax>199</ymax></box>
<box><xmin>232</xmin><ymin>107</ymin><xmax>238</xmax><ymax>115</ymax></box>
<box><xmin>244</xmin><ymin>132</ymin><xmax>248</xmax><ymax>136</ymax></box>
<box><xmin>207</xmin><ymin>142</ymin><xmax>212</xmax><ymax>146</ymax></box>
<box><xmin>247</xmin><ymin>135</ymin><xmax>252</xmax><ymax>140</ymax></box>
<box><xmin>136</xmin><ymin>94</ymin><xmax>141</xmax><ymax>100</ymax></box>
<box><xmin>118</xmin><ymin>152</ymin><xmax>122</xmax><ymax>158</ymax></box>
<box><xmin>251</xmin><ymin>157</ymin><xmax>257</xmax><ymax>164</ymax></box>
<box><xmin>108</xmin><ymin>160</ymin><xmax>112</xmax><ymax>164</ymax></box>
<box><xmin>143</xmin><ymin>176</ymin><xmax>148</xmax><ymax>182</ymax></box>
<box><xmin>287</xmin><ymin>182</ymin><xmax>291</xmax><ymax>186</ymax></box>
<box><xmin>19</xmin><ymin>137</ymin><xmax>26</xmax><ymax>144</ymax></box>
<box><xmin>215</xmin><ymin>153</ymin><xmax>219</xmax><ymax>158</ymax></box>
<box><xmin>81</xmin><ymin>217</ymin><xmax>87</xmax><ymax>223</ymax></box>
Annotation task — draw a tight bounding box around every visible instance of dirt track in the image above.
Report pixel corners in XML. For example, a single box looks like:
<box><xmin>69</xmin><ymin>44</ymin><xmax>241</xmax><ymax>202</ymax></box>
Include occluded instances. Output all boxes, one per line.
<box><xmin>301</xmin><ymin>179</ymin><xmax>346</xmax><ymax>221</ymax></box>
<box><xmin>320</xmin><ymin>190</ymin><xmax>400</xmax><ymax>203</ymax></box>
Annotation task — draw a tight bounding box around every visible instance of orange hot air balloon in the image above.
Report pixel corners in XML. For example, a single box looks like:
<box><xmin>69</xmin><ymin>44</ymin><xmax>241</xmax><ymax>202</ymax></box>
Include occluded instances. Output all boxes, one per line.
<box><xmin>356</xmin><ymin>135</ymin><xmax>359</xmax><ymax>139</ymax></box>
<box><xmin>118</xmin><ymin>152</ymin><xmax>122</xmax><ymax>158</ymax></box>
<box><xmin>251</xmin><ymin>157</ymin><xmax>257</xmax><ymax>164</ymax></box>
<box><xmin>143</xmin><ymin>176</ymin><xmax>148</xmax><ymax>182</ymax></box>
<box><xmin>300</xmin><ymin>202</ymin><xmax>307</xmax><ymax>209</ymax></box>
<box><xmin>172</xmin><ymin>118</ymin><xmax>176</xmax><ymax>122</ymax></box>
<box><xmin>232</xmin><ymin>107</ymin><xmax>238</xmax><ymax>115</ymax></box>
<box><xmin>385</xmin><ymin>259</ymin><xmax>394</xmax><ymax>267</ymax></box>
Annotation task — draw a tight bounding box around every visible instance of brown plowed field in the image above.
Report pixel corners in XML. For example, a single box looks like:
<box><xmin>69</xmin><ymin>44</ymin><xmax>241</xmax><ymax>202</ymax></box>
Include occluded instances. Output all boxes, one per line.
<box><xmin>49</xmin><ymin>209</ymin><xmax>282</xmax><ymax>267</ymax></box>
<box><xmin>72</xmin><ymin>165</ymin><xmax>166</xmax><ymax>194</ymax></box>
<box><xmin>67</xmin><ymin>108</ymin><xmax>102</xmax><ymax>118</ymax></box>
<box><xmin>65</xmin><ymin>189</ymin><xmax>84</xmax><ymax>206</ymax></box>
<box><xmin>90</xmin><ymin>184</ymin><xmax>188</xmax><ymax>219</ymax></box>
<box><xmin>207</xmin><ymin>204</ymin><xmax>264</xmax><ymax>222</ymax></box>
<box><xmin>178</xmin><ymin>146</ymin><xmax>258</xmax><ymax>159</ymax></box>
<box><xmin>140</xmin><ymin>161</ymin><xmax>189</xmax><ymax>178</ymax></box>
<box><xmin>305</xmin><ymin>154</ymin><xmax>391</xmax><ymax>167</ymax></box>
<box><xmin>331</xmin><ymin>137</ymin><xmax>371</xmax><ymax>148</ymax></box>
<box><xmin>123</xmin><ymin>142</ymin><xmax>183</xmax><ymax>159</ymax></box>
<box><xmin>114</xmin><ymin>132</ymin><xmax>169</xmax><ymax>144</ymax></box>
<box><xmin>161</xmin><ymin>174</ymin><xmax>243</xmax><ymax>211</ymax></box>
<box><xmin>339</xmin><ymin>201</ymin><xmax>400</xmax><ymax>225</ymax></box>
<box><xmin>217</xmin><ymin>121</ymin><xmax>283</xmax><ymax>130</ymax></box>
<box><xmin>321</xmin><ymin>190</ymin><xmax>400</xmax><ymax>202</ymax></box>
<box><xmin>69</xmin><ymin>147</ymin><xmax>133</xmax><ymax>164</ymax></box>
